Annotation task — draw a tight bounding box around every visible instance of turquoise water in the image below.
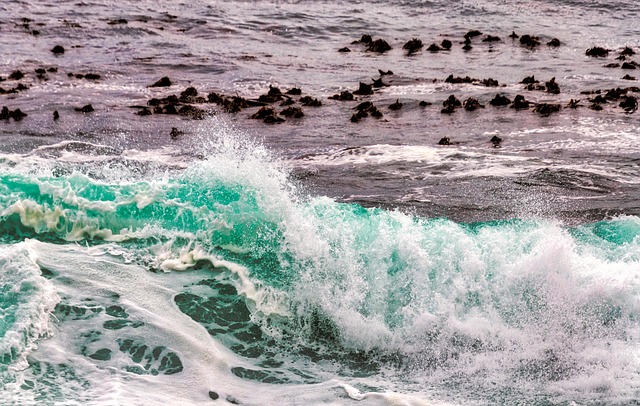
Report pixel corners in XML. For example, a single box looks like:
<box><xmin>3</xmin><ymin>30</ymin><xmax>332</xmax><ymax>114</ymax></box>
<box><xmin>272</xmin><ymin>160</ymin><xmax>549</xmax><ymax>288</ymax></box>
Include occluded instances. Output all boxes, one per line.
<box><xmin>1</xmin><ymin>135</ymin><xmax>639</xmax><ymax>405</ymax></box>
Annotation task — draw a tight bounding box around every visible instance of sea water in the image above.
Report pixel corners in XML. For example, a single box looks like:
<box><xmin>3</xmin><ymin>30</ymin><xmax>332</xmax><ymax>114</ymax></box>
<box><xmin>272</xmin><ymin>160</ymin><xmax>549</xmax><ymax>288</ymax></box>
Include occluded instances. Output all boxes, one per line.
<box><xmin>0</xmin><ymin>126</ymin><xmax>639</xmax><ymax>405</ymax></box>
<box><xmin>1</xmin><ymin>0</ymin><xmax>640</xmax><ymax>404</ymax></box>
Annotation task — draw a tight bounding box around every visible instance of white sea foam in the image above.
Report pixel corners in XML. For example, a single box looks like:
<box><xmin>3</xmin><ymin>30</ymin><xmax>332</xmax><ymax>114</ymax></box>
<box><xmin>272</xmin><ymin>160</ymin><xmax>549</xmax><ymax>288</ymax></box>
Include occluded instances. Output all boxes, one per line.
<box><xmin>4</xmin><ymin>240</ymin><xmax>241</xmax><ymax>405</ymax></box>
<box><xmin>294</xmin><ymin>143</ymin><xmax>540</xmax><ymax>179</ymax></box>
<box><xmin>0</xmin><ymin>243</ymin><xmax>59</xmax><ymax>374</ymax></box>
<box><xmin>266</xmin><ymin>199</ymin><xmax>640</xmax><ymax>402</ymax></box>
<box><xmin>293</xmin><ymin>132</ymin><xmax>640</xmax><ymax>184</ymax></box>
<box><xmin>0</xmin><ymin>143</ymin><xmax>190</xmax><ymax>182</ymax></box>
<box><xmin>1</xmin><ymin>241</ymin><xmax>447</xmax><ymax>406</ymax></box>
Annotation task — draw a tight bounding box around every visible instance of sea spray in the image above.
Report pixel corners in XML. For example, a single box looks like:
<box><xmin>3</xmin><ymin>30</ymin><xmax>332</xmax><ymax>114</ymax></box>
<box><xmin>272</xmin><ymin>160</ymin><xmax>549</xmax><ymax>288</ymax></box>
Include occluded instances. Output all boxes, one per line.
<box><xmin>0</xmin><ymin>126</ymin><xmax>639</xmax><ymax>404</ymax></box>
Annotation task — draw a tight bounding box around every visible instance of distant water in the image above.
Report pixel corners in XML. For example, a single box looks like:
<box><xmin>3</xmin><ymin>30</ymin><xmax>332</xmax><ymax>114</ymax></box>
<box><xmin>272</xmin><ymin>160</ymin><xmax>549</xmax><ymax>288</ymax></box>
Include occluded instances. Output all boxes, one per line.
<box><xmin>1</xmin><ymin>0</ymin><xmax>640</xmax><ymax>405</ymax></box>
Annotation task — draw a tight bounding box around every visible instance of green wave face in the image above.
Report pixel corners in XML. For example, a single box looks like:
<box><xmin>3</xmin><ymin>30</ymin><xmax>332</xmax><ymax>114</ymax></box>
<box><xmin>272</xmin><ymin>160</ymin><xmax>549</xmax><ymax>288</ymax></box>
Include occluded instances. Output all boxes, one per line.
<box><xmin>1</xmin><ymin>148</ymin><xmax>640</xmax><ymax>402</ymax></box>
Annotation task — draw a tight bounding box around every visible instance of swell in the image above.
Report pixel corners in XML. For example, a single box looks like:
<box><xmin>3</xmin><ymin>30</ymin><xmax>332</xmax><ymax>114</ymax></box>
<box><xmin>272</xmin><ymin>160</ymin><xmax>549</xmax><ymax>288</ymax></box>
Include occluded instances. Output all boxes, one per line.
<box><xmin>1</xmin><ymin>141</ymin><xmax>640</xmax><ymax>403</ymax></box>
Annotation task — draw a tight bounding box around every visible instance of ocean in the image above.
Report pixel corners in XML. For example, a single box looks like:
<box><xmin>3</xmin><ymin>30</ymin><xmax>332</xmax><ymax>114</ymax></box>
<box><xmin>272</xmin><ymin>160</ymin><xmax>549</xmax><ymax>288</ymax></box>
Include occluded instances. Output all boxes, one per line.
<box><xmin>1</xmin><ymin>0</ymin><xmax>640</xmax><ymax>404</ymax></box>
